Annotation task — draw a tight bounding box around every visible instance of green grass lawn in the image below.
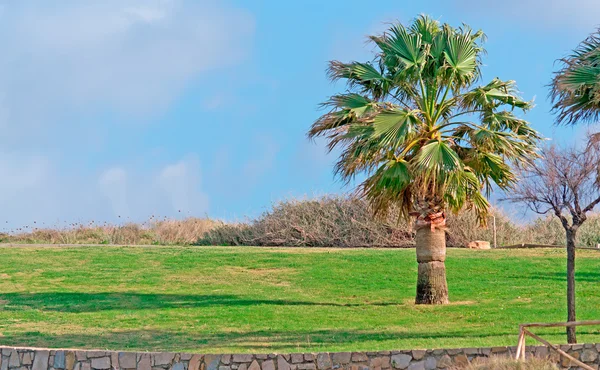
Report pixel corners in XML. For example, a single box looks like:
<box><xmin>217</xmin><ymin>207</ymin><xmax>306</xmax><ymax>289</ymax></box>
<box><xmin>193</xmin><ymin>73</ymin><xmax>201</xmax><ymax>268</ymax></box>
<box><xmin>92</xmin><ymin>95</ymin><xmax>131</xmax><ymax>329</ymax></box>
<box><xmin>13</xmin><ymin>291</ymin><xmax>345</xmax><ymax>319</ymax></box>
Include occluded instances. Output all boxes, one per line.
<box><xmin>0</xmin><ymin>246</ymin><xmax>598</xmax><ymax>353</ymax></box>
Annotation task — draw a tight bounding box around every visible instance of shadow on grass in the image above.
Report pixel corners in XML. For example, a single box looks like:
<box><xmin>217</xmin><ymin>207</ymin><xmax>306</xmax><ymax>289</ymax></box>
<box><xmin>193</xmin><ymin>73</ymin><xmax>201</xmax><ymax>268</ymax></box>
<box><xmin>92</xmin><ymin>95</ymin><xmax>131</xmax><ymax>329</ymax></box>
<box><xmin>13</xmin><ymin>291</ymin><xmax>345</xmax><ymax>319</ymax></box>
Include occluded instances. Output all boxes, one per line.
<box><xmin>6</xmin><ymin>328</ymin><xmax>600</xmax><ymax>353</ymax></box>
<box><xmin>516</xmin><ymin>271</ymin><xmax>600</xmax><ymax>283</ymax></box>
<box><xmin>0</xmin><ymin>328</ymin><xmax>523</xmax><ymax>352</ymax></box>
<box><xmin>0</xmin><ymin>292</ymin><xmax>403</xmax><ymax>313</ymax></box>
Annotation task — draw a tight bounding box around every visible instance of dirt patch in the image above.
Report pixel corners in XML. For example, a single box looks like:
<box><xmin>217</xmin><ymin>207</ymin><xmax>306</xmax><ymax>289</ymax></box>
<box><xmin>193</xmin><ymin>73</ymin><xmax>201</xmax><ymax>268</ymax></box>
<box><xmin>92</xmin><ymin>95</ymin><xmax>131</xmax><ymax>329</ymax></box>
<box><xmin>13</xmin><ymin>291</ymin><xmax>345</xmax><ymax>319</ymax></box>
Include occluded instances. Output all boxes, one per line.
<box><xmin>402</xmin><ymin>298</ymin><xmax>476</xmax><ymax>306</ymax></box>
<box><xmin>224</xmin><ymin>266</ymin><xmax>294</xmax><ymax>276</ymax></box>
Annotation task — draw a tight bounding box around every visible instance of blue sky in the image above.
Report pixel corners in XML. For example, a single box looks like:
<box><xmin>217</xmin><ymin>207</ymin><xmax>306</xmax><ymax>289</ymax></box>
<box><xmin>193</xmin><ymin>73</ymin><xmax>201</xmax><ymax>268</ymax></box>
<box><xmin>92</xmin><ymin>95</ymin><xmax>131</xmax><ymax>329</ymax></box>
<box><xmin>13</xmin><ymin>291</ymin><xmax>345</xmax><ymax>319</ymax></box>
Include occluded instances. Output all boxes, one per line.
<box><xmin>1</xmin><ymin>0</ymin><xmax>599</xmax><ymax>229</ymax></box>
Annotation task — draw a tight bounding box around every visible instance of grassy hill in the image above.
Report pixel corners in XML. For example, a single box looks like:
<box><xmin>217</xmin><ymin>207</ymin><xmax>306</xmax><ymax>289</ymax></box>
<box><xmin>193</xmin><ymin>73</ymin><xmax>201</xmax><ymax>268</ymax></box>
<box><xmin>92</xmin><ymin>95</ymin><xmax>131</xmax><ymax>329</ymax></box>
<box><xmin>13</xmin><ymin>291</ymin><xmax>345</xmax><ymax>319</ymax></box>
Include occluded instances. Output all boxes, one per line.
<box><xmin>0</xmin><ymin>246</ymin><xmax>598</xmax><ymax>353</ymax></box>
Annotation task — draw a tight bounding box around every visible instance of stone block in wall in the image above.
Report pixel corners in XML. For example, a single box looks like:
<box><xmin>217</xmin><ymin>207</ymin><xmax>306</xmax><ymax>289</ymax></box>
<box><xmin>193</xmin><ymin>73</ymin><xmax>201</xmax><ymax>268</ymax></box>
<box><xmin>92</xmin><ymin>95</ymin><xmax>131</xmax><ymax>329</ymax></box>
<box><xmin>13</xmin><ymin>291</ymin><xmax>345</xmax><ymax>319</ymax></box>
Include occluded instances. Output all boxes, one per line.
<box><xmin>330</xmin><ymin>353</ymin><xmax>350</xmax><ymax>365</ymax></box>
<box><xmin>407</xmin><ymin>360</ymin><xmax>424</xmax><ymax>370</ymax></box>
<box><xmin>534</xmin><ymin>346</ymin><xmax>549</xmax><ymax>358</ymax></box>
<box><xmin>315</xmin><ymin>353</ymin><xmax>331</xmax><ymax>370</ymax></box>
<box><xmin>86</xmin><ymin>353</ymin><xmax>106</xmax><ymax>359</ymax></box>
<box><xmin>289</xmin><ymin>355</ymin><xmax>303</xmax><ymax>365</ymax></box>
<box><xmin>65</xmin><ymin>352</ymin><xmax>75</xmax><ymax>370</ymax></box>
<box><xmin>350</xmin><ymin>353</ymin><xmax>367</xmax><ymax>363</ymax></box>
<box><xmin>75</xmin><ymin>353</ymin><xmax>87</xmax><ymax>362</ymax></box>
<box><xmin>453</xmin><ymin>354</ymin><xmax>468</xmax><ymax>367</ymax></box>
<box><xmin>180</xmin><ymin>354</ymin><xmax>192</xmax><ymax>362</ymax></box>
<box><xmin>188</xmin><ymin>355</ymin><xmax>202</xmax><ymax>370</ymax></box>
<box><xmin>90</xmin><ymin>357</ymin><xmax>111</xmax><ymax>370</ymax></box>
<box><xmin>581</xmin><ymin>349</ymin><xmax>598</xmax><ymax>363</ymax></box>
<box><xmin>370</xmin><ymin>356</ymin><xmax>390</xmax><ymax>369</ymax></box>
<box><xmin>490</xmin><ymin>347</ymin><xmax>507</xmax><ymax>354</ymax></box>
<box><xmin>32</xmin><ymin>351</ymin><xmax>49</xmax><ymax>370</ymax></box>
<box><xmin>411</xmin><ymin>351</ymin><xmax>425</xmax><ymax>361</ymax></box>
<box><xmin>9</xmin><ymin>350</ymin><xmax>20</xmax><ymax>368</ymax></box>
<box><xmin>232</xmin><ymin>356</ymin><xmax>253</xmax><ymax>364</ymax></box>
<box><xmin>219</xmin><ymin>356</ymin><xmax>230</xmax><ymax>366</ymax></box>
<box><xmin>436</xmin><ymin>355</ymin><xmax>452</xmax><ymax>369</ymax></box>
<box><xmin>276</xmin><ymin>356</ymin><xmax>291</xmax><ymax>370</ymax></box>
<box><xmin>463</xmin><ymin>348</ymin><xmax>478</xmax><ymax>355</ymax></box>
<box><xmin>153</xmin><ymin>353</ymin><xmax>175</xmax><ymax>367</ymax></box>
<box><xmin>561</xmin><ymin>351</ymin><xmax>580</xmax><ymax>368</ymax></box>
<box><xmin>246</xmin><ymin>361</ymin><xmax>260</xmax><ymax>370</ymax></box>
<box><xmin>260</xmin><ymin>360</ymin><xmax>274</xmax><ymax>370</ymax></box>
<box><xmin>423</xmin><ymin>357</ymin><xmax>436</xmax><ymax>370</ymax></box>
<box><xmin>390</xmin><ymin>354</ymin><xmax>411</xmax><ymax>369</ymax></box>
<box><xmin>203</xmin><ymin>355</ymin><xmax>221</xmax><ymax>370</ymax></box>
<box><xmin>54</xmin><ymin>351</ymin><xmax>65</xmax><ymax>369</ymax></box>
<box><xmin>118</xmin><ymin>353</ymin><xmax>136</xmax><ymax>369</ymax></box>
<box><xmin>22</xmin><ymin>352</ymin><xmax>33</xmax><ymax>366</ymax></box>
<box><xmin>172</xmin><ymin>363</ymin><xmax>185</xmax><ymax>370</ymax></box>
<box><xmin>138</xmin><ymin>354</ymin><xmax>152</xmax><ymax>370</ymax></box>
<box><xmin>295</xmin><ymin>364</ymin><xmax>315</xmax><ymax>370</ymax></box>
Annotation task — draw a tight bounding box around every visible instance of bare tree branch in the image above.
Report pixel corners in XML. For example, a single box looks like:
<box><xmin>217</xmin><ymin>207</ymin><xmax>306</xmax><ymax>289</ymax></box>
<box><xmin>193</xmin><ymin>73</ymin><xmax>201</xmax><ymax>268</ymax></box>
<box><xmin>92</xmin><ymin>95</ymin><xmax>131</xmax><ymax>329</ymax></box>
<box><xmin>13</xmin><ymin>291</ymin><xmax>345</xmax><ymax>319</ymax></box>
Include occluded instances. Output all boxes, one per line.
<box><xmin>505</xmin><ymin>140</ymin><xmax>600</xmax><ymax>232</ymax></box>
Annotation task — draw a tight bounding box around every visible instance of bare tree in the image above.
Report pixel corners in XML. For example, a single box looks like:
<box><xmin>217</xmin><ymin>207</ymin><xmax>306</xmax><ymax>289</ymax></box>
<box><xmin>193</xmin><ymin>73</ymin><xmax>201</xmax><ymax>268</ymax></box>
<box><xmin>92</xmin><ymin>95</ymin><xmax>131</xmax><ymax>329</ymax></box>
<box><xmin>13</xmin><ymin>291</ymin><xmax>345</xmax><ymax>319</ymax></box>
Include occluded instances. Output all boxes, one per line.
<box><xmin>506</xmin><ymin>141</ymin><xmax>600</xmax><ymax>343</ymax></box>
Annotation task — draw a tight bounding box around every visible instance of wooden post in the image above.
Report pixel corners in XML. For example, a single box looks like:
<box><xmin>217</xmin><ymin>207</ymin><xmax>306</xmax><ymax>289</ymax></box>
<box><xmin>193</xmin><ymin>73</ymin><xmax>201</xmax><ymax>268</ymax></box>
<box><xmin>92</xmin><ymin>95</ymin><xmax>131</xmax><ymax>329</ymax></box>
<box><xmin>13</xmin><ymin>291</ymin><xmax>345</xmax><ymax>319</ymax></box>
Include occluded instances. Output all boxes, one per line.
<box><xmin>492</xmin><ymin>215</ymin><xmax>497</xmax><ymax>248</ymax></box>
<box><xmin>523</xmin><ymin>329</ymin><xmax>595</xmax><ymax>370</ymax></box>
<box><xmin>515</xmin><ymin>326</ymin><xmax>525</xmax><ymax>360</ymax></box>
<box><xmin>516</xmin><ymin>321</ymin><xmax>600</xmax><ymax>366</ymax></box>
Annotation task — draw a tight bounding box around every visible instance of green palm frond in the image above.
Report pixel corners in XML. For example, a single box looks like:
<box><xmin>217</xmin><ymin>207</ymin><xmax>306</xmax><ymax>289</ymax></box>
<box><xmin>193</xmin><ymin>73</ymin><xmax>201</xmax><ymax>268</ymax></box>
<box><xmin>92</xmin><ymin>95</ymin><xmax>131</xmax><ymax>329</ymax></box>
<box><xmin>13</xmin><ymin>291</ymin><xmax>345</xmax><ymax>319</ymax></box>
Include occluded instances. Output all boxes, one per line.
<box><xmin>443</xmin><ymin>33</ymin><xmax>478</xmax><ymax>86</ymax></box>
<box><xmin>370</xmin><ymin>109</ymin><xmax>419</xmax><ymax>147</ymax></box>
<box><xmin>309</xmin><ymin>15</ymin><xmax>541</xmax><ymax>225</ymax></box>
<box><xmin>551</xmin><ymin>29</ymin><xmax>600</xmax><ymax>125</ymax></box>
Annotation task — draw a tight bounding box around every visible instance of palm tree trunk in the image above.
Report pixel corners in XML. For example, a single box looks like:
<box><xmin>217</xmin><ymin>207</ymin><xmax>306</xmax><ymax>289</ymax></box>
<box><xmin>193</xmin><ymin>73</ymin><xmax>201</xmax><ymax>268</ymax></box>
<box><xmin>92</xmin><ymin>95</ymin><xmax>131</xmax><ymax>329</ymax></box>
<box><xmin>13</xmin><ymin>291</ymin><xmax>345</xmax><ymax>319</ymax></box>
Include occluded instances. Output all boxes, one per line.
<box><xmin>415</xmin><ymin>226</ymin><xmax>449</xmax><ymax>304</ymax></box>
<box><xmin>566</xmin><ymin>228</ymin><xmax>577</xmax><ymax>343</ymax></box>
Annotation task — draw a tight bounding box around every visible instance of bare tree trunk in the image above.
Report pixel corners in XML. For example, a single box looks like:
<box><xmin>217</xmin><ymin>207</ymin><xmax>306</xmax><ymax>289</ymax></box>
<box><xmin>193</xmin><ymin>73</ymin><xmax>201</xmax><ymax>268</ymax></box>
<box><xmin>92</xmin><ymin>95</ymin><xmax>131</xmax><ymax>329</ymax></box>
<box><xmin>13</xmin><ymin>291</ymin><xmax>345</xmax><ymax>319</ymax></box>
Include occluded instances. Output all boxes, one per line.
<box><xmin>415</xmin><ymin>227</ymin><xmax>449</xmax><ymax>304</ymax></box>
<box><xmin>566</xmin><ymin>227</ymin><xmax>577</xmax><ymax>344</ymax></box>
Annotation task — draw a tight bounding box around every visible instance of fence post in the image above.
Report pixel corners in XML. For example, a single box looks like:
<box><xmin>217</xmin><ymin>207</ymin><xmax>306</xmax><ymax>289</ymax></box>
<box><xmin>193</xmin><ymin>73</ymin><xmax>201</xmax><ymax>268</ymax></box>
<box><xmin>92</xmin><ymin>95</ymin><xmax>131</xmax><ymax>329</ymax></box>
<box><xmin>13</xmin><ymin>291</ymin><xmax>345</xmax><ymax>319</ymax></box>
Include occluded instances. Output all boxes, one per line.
<box><xmin>515</xmin><ymin>325</ymin><xmax>525</xmax><ymax>360</ymax></box>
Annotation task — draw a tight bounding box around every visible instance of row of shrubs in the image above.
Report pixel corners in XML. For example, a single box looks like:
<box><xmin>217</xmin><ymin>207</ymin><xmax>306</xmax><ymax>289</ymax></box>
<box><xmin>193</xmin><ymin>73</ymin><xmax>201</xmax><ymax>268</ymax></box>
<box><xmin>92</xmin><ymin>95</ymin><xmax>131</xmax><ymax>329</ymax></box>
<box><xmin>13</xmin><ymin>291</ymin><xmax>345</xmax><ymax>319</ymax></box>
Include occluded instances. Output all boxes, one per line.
<box><xmin>0</xmin><ymin>218</ymin><xmax>219</xmax><ymax>246</ymax></box>
<box><xmin>2</xmin><ymin>195</ymin><xmax>600</xmax><ymax>247</ymax></box>
<box><xmin>197</xmin><ymin>195</ymin><xmax>600</xmax><ymax>248</ymax></box>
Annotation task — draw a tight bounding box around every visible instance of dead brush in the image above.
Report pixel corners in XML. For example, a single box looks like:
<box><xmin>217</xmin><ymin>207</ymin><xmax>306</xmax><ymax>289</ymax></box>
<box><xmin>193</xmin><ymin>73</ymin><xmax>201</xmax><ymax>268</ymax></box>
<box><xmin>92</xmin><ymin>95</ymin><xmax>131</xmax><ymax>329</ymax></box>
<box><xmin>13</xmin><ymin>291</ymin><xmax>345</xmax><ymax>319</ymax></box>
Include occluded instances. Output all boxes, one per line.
<box><xmin>4</xmin><ymin>195</ymin><xmax>600</xmax><ymax>247</ymax></box>
<box><xmin>153</xmin><ymin>218</ymin><xmax>219</xmax><ymax>245</ymax></box>
<box><xmin>454</xmin><ymin>356</ymin><xmax>558</xmax><ymax>370</ymax></box>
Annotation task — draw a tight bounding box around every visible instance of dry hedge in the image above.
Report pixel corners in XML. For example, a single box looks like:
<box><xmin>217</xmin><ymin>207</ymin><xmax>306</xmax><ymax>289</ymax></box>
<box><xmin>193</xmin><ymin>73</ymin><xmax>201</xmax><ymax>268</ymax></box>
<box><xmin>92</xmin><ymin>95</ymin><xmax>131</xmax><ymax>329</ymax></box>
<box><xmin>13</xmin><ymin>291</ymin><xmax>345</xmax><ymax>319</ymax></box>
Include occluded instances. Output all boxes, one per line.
<box><xmin>455</xmin><ymin>356</ymin><xmax>558</xmax><ymax>370</ymax></box>
<box><xmin>3</xmin><ymin>195</ymin><xmax>600</xmax><ymax>248</ymax></box>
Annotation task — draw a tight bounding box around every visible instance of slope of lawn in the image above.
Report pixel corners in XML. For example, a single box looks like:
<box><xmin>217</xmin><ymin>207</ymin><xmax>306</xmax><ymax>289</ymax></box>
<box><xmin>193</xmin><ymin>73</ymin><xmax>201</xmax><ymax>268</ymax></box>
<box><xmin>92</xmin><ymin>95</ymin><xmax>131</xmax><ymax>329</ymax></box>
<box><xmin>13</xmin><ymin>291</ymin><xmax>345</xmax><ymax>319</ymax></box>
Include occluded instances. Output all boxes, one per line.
<box><xmin>0</xmin><ymin>246</ymin><xmax>598</xmax><ymax>353</ymax></box>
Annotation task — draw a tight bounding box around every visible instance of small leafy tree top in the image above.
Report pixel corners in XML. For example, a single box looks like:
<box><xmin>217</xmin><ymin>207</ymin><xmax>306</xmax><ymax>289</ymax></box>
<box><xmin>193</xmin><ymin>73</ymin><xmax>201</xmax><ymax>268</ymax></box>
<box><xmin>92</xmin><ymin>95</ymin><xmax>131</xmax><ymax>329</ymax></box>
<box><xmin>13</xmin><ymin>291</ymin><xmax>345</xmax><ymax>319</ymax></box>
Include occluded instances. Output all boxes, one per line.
<box><xmin>551</xmin><ymin>30</ymin><xmax>600</xmax><ymax>125</ymax></box>
<box><xmin>308</xmin><ymin>15</ymin><xmax>541</xmax><ymax>224</ymax></box>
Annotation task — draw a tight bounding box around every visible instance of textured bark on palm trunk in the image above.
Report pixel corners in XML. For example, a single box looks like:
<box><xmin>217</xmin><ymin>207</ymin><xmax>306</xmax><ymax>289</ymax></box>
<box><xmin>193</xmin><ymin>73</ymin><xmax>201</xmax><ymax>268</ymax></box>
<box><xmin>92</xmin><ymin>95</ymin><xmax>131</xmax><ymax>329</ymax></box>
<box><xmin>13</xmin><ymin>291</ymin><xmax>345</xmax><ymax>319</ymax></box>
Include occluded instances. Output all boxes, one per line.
<box><xmin>566</xmin><ymin>228</ymin><xmax>577</xmax><ymax>343</ymax></box>
<box><xmin>415</xmin><ymin>227</ymin><xmax>449</xmax><ymax>304</ymax></box>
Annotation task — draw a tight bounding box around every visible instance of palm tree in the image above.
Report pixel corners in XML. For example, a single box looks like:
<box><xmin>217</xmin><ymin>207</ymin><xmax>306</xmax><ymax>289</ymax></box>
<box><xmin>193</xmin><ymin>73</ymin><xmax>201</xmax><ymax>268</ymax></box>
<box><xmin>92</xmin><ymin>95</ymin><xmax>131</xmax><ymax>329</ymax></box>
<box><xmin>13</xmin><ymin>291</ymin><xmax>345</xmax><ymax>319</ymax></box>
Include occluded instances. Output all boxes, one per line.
<box><xmin>550</xmin><ymin>30</ymin><xmax>600</xmax><ymax>125</ymax></box>
<box><xmin>308</xmin><ymin>15</ymin><xmax>541</xmax><ymax>304</ymax></box>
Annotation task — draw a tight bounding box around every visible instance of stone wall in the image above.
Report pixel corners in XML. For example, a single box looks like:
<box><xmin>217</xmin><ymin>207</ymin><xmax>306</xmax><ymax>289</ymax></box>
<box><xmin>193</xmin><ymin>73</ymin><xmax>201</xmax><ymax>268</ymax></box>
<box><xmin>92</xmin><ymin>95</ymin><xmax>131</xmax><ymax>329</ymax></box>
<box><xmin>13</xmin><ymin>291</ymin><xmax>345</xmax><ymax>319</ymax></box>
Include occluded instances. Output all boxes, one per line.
<box><xmin>0</xmin><ymin>344</ymin><xmax>598</xmax><ymax>370</ymax></box>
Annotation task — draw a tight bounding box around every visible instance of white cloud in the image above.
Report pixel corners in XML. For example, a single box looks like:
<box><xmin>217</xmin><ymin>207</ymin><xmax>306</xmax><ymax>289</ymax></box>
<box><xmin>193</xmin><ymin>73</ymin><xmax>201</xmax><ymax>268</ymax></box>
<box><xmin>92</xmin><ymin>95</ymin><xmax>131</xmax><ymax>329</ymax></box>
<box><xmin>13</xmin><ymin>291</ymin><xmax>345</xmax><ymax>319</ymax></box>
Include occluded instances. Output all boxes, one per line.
<box><xmin>0</xmin><ymin>0</ymin><xmax>255</xmax><ymax>145</ymax></box>
<box><xmin>0</xmin><ymin>1</ymin><xmax>252</xmax><ymax>228</ymax></box>
<box><xmin>96</xmin><ymin>156</ymin><xmax>209</xmax><ymax>220</ymax></box>
<box><xmin>99</xmin><ymin>167</ymin><xmax>130</xmax><ymax>218</ymax></box>
<box><xmin>0</xmin><ymin>153</ymin><xmax>210</xmax><ymax>230</ymax></box>
<box><xmin>158</xmin><ymin>157</ymin><xmax>209</xmax><ymax>214</ymax></box>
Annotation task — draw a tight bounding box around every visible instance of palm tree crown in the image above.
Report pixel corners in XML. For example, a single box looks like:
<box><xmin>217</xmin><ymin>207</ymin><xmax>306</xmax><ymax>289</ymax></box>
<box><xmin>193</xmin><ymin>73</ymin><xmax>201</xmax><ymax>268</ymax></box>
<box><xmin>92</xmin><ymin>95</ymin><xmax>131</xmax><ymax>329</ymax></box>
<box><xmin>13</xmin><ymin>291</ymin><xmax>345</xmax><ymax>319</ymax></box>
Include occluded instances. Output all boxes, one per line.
<box><xmin>309</xmin><ymin>15</ymin><xmax>541</xmax><ymax>224</ymax></box>
<box><xmin>551</xmin><ymin>30</ymin><xmax>600</xmax><ymax>125</ymax></box>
